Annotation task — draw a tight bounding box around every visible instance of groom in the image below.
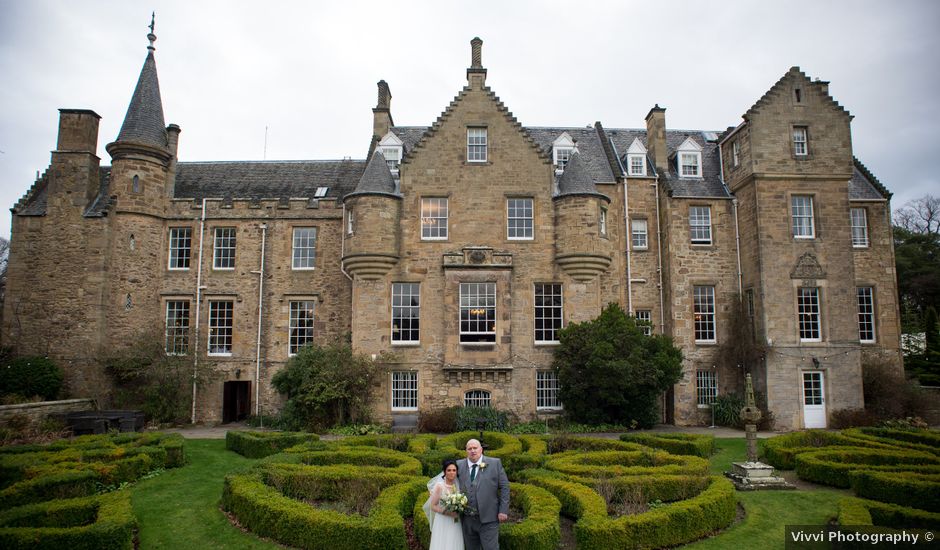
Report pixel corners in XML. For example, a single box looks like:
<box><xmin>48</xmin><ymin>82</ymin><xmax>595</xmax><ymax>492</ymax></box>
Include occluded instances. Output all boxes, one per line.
<box><xmin>458</xmin><ymin>438</ymin><xmax>510</xmax><ymax>550</ymax></box>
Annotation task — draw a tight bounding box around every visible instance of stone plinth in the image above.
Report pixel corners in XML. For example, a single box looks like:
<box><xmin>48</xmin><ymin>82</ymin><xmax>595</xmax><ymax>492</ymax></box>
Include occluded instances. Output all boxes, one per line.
<box><xmin>726</xmin><ymin>461</ymin><xmax>795</xmax><ymax>491</ymax></box>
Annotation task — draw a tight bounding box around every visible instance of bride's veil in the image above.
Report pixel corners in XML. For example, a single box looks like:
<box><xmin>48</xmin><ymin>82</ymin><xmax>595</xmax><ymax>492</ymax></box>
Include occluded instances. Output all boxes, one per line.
<box><xmin>422</xmin><ymin>471</ymin><xmax>463</xmax><ymax>530</ymax></box>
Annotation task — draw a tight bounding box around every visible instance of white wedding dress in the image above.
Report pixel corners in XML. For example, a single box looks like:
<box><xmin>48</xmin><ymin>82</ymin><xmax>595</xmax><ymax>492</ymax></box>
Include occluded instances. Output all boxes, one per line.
<box><xmin>427</xmin><ymin>480</ymin><xmax>465</xmax><ymax>550</ymax></box>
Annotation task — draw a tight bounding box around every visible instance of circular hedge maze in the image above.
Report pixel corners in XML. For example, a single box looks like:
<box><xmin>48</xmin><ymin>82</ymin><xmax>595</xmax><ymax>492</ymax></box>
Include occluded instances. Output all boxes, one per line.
<box><xmin>763</xmin><ymin>427</ymin><xmax>940</xmax><ymax>531</ymax></box>
<box><xmin>0</xmin><ymin>432</ymin><xmax>185</xmax><ymax>549</ymax></box>
<box><xmin>223</xmin><ymin>430</ymin><xmax>735</xmax><ymax>549</ymax></box>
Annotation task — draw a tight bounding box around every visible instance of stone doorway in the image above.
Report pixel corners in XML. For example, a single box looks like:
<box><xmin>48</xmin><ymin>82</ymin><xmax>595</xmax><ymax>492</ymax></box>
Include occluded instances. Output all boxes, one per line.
<box><xmin>222</xmin><ymin>381</ymin><xmax>251</xmax><ymax>423</ymax></box>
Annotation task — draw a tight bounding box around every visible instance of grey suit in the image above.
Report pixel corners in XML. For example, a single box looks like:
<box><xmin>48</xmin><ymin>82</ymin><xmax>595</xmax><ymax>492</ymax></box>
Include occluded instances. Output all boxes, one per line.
<box><xmin>457</xmin><ymin>456</ymin><xmax>509</xmax><ymax>550</ymax></box>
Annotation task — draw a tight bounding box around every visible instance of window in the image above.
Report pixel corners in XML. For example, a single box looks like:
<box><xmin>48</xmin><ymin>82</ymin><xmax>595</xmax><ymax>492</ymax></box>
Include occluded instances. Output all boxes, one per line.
<box><xmin>535</xmin><ymin>283</ymin><xmax>563</xmax><ymax>343</ymax></box>
<box><xmin>392</xmin><ymin>283</ymin><xmax>420</xmax><ymax>344</ymax></box>
<box><xmin>629</xmin><ymin>155</ymin><xmax>646</xmax><ymax>176</ymax></box>
<box><xmin>421</xmin><ymin>198</ymin><xmax>448</xmax><ymax>240</ymax></box>
<box><xmin>791</xmin><ymin>196</ymin><xmax>815</xmax><ymax>238</ymax></box>
<box><xmin>460</xmin><ymin>282</ymin><xmax>496</xmax><ymax>343</ymax></box>
<box><xmin>213</xmin><ymin>227</ymin><xmax>236</xmax><ymax>270</ymax></box>
<box><xmin>857</xmin><ymin>287</ymin><xmax>875</xmax><ymax>343</ymax></box>
<box><xmin>347</xmin><ymin>209</ymin><xmax>354</xmax><ymax>235</ymax></box>
<box><xmin>680</xmin><ymin>153</ymin><xmax>701</xmax><ymax>177</ymax></box>
<box><xmin>165</xmin><ymin>301</ymin><xmax>190</xmax><ymax>355</ymax></box>
<box><xmin>794</xmin><ymin>88</ymin><xmax>802</xmax><ymax>103</ymax></box>
<box><xmin>851</xmin><ymin>208</ymin><xmax>869</xmax><ymax>247</ymax></box>
<box><xmin>292</xmin><ymin>227</ymin><xmax>317</xmax><ymax>269</ymax></box>
<box><xmin>507</xmin><ymin>198</ymin><xmax>534</xmax><ymax>240</ymax></box>
<box><xmin>467</xmin><ymin>127</ymin><xmax>487</xmax><ymax>162</ymax></box>
<box><xmin>554</xmin><ymin>147</ymin><xmax>572</xmax><ymax>170</ymax></box>
<box><xmin>132</xmin><ymin>175</ymin><xmax>140</xmax><ymax>193</ymax></box>
<box><xmin>793</xmin><ymin>126</ymin><xmax>808</xmax><ymax>156</ymax></box>
<box><xmin>536</xmin><ymin>371</ymin><xmax>561</xmax><ymax>410</ymax></box>
<box><xmin>289</xmin><ymin>300</ymin><xmax>316</xmax><ymax>355</ymax></box>
<box><xmin>696</xmin><ymin>370</ymin><xmax>718</xmax><ymax>406</ymax></box>
<box><xmin>168</xmin><ymin>227</ymin><xmax>192</xmax><ymax>270</ymax></box>
<box><xmin>391</xmin><ymin>372</ymin><xmax>418</xmax><ymax>410</ymax></box>
<box><xmin>690</xmin><ymin>206</ymin><xmax>712</xmax><ymax>245</ymax></box>
<box><xmin>314</xmin><ymin>187</ymin><xmax>329</xmax><ymax>198</ymax></box>
<box><xmin>379</xmin><ymin>146</ymin><xmax>402</xmax><ymax>172</ymax></box>
<box><xmin>732</xmin><ymin>141</ymin><xmax>740</xmax><ymax>167</ymax></box>
<box><xmin>208</xmin><ymin>300</ymin><xmax>234</xmax><ymax>355</ymax></box>
<box><xmin>745</xmin><ymin>289</ymin><xmax>755</xmax><ymax>318</ymax></box>
<box><xmin>464</xmin><ymin>390</ymin><xmax>491</xmax><ymax>408</ymax></box>
<box><xmin>693</xmin><ymin>286</ymin><xmax>716</xmax><ymax>343</ymax></box>
<box><xmin>798</xmin><ymin>287</ymin><xmax>821</xmax><ymax>342</ymax></box>
<box><xmin>599</xmin><ymin>206</ymin><xmax>608</xmax><ymax>236</ymax></box>
<box><xmin>635</xmin><ymin>310</ymin><xmax>652</xmax><ymax>336</ymax></box>
<box><xmin>631</xmin><ymin>219</ymin><xmax>648</xmax><ymax>249</ymax></box>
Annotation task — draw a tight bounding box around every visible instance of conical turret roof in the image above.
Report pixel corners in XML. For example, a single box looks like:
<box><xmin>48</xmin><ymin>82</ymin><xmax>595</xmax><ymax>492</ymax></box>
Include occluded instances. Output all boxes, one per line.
<box><xmin>556</xmin><ymin>152</ymin><xmax>608</xmax><ymax>200</ymax></box>
<box><xmin>345</xmin><ymin>151</ymin><xmax>400</xmax><ymax>200</ymax></box>
<box><xmin>115</xmin><ymin>38</ymin><xmax>167</xmax><ymax>149</ymax></box>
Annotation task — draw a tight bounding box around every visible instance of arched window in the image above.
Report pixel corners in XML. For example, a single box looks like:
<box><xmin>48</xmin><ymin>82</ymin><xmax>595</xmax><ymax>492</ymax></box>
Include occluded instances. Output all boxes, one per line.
<box><xmin>464</xmin><ymin>390</ymin><xmax>491</xmax><ymax>408</ymax></box>
<box><xmin>132</xmin><ymin>175</ymin><xmax>140</xmax><ymax>193</ymax></box>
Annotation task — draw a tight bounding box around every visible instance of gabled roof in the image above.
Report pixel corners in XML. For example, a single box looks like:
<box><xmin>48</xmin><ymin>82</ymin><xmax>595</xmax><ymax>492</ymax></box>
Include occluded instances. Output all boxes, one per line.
<box><xmin>744</xmin><ymin>66</ymin><xmax>852</xmax><ymax>122</ymax></box>
<box><xmin>115</xmin><ymin>48</ymin><xmax>168</xmax><ymax>149</ymax></box>
<box><xmin>345</xmin><ymin>151</ymin><xmax>400</xmax><ymax>200</ymax></box>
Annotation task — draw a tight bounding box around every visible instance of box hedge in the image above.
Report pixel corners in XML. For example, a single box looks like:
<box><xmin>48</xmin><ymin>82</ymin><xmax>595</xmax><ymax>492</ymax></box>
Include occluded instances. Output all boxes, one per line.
<box><xmin>838</xmin><ymin>497</ymin><xmax>940</xmax><ymax>529</ymax></box>
<box><xmin>0</xmin><ymin>492</ymin><xmax>136</xmax><ymax>549</ymax></box>
<box><xmin>619</xmin><ymin>432</ymin><xmax>715</xmax><ymax>458</ymax></box>
<box><xmin>842</xmin><ymin>427</ymin><xmax>940</xmax><ymax>455</ymax></box>
<box><xmin>225</xmin><ymin>430</ymin><xmax>319</xmax><ymax>458</ymax></box>
<box><xmin>794</xmin><ymin>448</ymin><xmax>940</xmax><ymax>488</ymax></box>
<box><xmin>761</xmin><ymin>430</ymin><xmax>883</xmax><ymax>469</ymax></box>
<box><xmin>544</xmin><ymin>449</ymin><xmax>710</xmax><ymax>478</ymax></box>
<box><xmin>848</xmin><ymin>471</ymin><xmax>940</xmax><ymax>512</ymax></box>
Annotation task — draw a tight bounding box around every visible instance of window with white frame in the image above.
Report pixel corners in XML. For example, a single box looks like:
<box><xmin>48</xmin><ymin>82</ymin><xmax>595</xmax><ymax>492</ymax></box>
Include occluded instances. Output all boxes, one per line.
<box><xmin>693</xmin><ymin>286</ymin><xmax>716</xmax><ymax>343</ymax></box>
<box><xmin>600</xmin><ymin>206</ymin><xmax>608</xmax><ymax>236</ymax></box>
<box><xmin>289</xmin><ymin>300</ymin><xmax>316</xmax><ymax>355</ymax></box>
<box><xmin>208</xmin><ymin>300</ymin><xmax>234</xmax><ymax>355</ymax></box>
<box><xmin>798</xmin><ymin>287</ymin><xmax>821</xmax><ymax>342</ymax></box>
<box><xmin>535</xmin><ymin>283</ymin><xmax>563</xmax><ymax>343</ymax></box>
<box><xmin>696</xmin><ymin>370</ymin><xmax>718</xmax><ymax>406</ymax></box>
<box><xmin>314</xmin><ymin>187</ymin><xmax>329</xmax><ymax>198</ymax></box>
<box><xmin>635</xmin><ymin>310</ymin><xmax>653</xmax><ymax>336</ymax></box>
<box><xmin>165</xmin><ymin>300</ymin><xmax>190</xmax><ymax>355</ymax></box>
<box><xmin>392</xmin><ymin>283</ymin><xmax>420</xmax><ymax>344</ymax></box>
<box><xmin>793</xmin><ymin>126</ymin><xmax>808</xmax><ymax>156</ymax></box>
<box><xmin>379</xmin><ymin>146</ymin><xmax>402</xmax><ymax>172</ymax></box>
<box><xmin>553</xmin><ymin>132</ymin><xmax>575</xmax><ymax>171</ymax></box>
<box><xmin>732</xmin><ymin>141</ymin><xmax>740</xmax><ymax>167</ymax></box>
<box><xmin>467</xmin><ymin>127</ymin><xmax>487</xmax><ymax>162</ymax></box>
<box><xmin>680</xmin><ymin>153</ymin><xmax>701</xmax><ymax>177</ymax></box>
<box><xmin>213</xmin><ymin>227</ymin><xmax>236</xmax><ymax>270</ymax></box>
<box><xmin>460</xmin><ymin>282</ymin><xmax>496</xmax><ymax>343</ymax></box>
<box><xmin>507</xmin><ymin>198</ymin><xmax>534</xmax><ymax>239</ymax></box>
<box><xmin>347</xmin><ymin>209</ymin><xmax>354</xmax><ymax>235</ymax></box>
<box><xmin>857</xmin><ymin>287</ymin><xmax>875</xmax><ymax>343</ymax></box>
<box><xmin>629</xmin><ymin>155</ymin><xmax>645</xmax><ymax>176</ymax></box>
<box><xmin>391</xmin><ymin>371</ymin><xmax>418</xmax><ymax>410</ymax></box>
<box><xmin>421</xmin><ymin>198</ymin><xmax>448</xmax><ymax>240</ymax></box>
<box><xmin>632</xmin><ymin>219</ymin><xmax>648</xmax><ymax>249</ymax></box>
<box><xmin>292</xmin><ymin>227</ymin><xmax>317</xmax><ymax>269</ymax></box>
<box><xmin>536</xmin><ymin>371</ymin><xmax>561</xmax><ymax>410</ymax></box>
<box><xmin>168</xmin><ymin>227</ymin><xmax>192</xmax><ymax>270</ymax></box>
<box><xmin>464</xmin><ymin>390</ymin><xmax>491</xmax><ymax>407</ymax></box>
<box><xmin>791</xmin><ymin>195</ymin><xmax>815</xmax><ymax>238</ymax></box>
<box><xmin>690</xmin><ymin>206</ymin><xmax>712</xmax><ymax>245</ymax></box>
<box><xmin>851</xmin><ymin>208</ymin><xmax>869</xmax><ymax>247</ymax></box>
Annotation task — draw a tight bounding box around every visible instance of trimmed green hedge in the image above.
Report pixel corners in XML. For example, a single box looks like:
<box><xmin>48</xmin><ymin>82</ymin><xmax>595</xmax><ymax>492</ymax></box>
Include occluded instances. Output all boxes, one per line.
<box><xmin>226</xmin><ymin>430</ymin><xmax>320</xmax><ymax>458</ymax></box>
<box><xmin>843</xmin><ymin>427</ymin><xmax>940</xmax><ymax>456</ymax></box>
<box><xmin>435</xmin><ymin>431</ymin><xmax>523</xmax><ymax>461</ymax></box>
<box><xmin>848</xmin><ymin>471</ymin><xmax>940</xmax><ymax>513</ymax></box>
<box><xmin>838</xmin><ymin>497</ymin><xmax>940</xmax><ymax>529</ymax></box>
<box><xmin>0</xmin><ymin>491</ymin><xmax>136</xmax><ymax>549</ymax></box>
<box><xmin>336</xmin><ymin>434</ymin><xmax>437</xmax><ymax>455</ymax></box>
<box><xmin>794</xmin><ymin>448</ymin><xmax>940</xmax><ymax>488</ymax></box>
<box><xmin>762</xmin><ymin>430</ymin><xmax>883</xmax><ymax>469</ymax></box>
<box><xmin>619</xmin><ymin>432</ymin><xmax>714</xmax><ymax>458</ymax></box>
<box><xmin>545</xmin><ymin>449</ymin><xmax>710</xmax><ymax>478</ymax></box>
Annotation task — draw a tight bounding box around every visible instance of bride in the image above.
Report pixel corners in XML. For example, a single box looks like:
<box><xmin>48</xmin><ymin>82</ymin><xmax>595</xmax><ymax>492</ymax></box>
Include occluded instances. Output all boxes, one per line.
<box><xmin>423</xmin><ymin>459</ymin><xmax>465</xmax><ymax>550</ymax></box>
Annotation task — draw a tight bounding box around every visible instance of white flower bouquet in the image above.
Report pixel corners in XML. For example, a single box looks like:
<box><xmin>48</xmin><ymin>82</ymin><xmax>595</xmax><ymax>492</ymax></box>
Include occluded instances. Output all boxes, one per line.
<box><xmin>441</xmin><ymin>491</ymin><xmax>469</xmax><ymax>523</ymax></box>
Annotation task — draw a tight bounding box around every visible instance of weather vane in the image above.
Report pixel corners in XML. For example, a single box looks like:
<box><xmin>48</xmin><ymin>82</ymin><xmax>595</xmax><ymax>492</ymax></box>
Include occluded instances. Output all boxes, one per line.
<box><xmin>148</xmin><ymin>12</ymin><xmax>155</xmax><ymax>34</ymax></box>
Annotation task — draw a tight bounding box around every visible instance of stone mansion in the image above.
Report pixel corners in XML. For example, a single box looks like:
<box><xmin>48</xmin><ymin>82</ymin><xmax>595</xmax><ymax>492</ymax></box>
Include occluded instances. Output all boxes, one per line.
<box><xmin>2</xmin><ymin>32</ymin><xmax>902</xmax><ymax>430</ymax></box>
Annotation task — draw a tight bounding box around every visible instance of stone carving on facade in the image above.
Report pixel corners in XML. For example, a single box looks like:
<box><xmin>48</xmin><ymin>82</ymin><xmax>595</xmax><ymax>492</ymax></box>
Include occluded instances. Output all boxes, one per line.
<box><xmin>789</xmin><ymin>252</ymin><xmax>826</xmax><ymax>279</ymax></box>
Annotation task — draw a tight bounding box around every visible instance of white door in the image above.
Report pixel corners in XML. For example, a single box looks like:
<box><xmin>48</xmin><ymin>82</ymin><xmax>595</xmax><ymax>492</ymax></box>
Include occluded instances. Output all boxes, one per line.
<box><xmin>802</xmin><ymin>371</ymin><xmax>826</xmax><ymax>428</ymax></box>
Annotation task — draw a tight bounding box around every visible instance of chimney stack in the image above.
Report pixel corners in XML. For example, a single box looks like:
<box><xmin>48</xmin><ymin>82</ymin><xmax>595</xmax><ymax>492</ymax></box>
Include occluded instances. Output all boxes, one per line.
<box><xmin>166</xmin><ymin>123</ymin><xmax>181</xmax><ymax>197</ymax></box>
<box><xmin>372</xmin><ymin>80</ymin><xmax>394</xmax><ymax>140</ymax></box>
<box><xmin>467</xmin><ymin>37</ymin><xmax>487</xmax><ymax>89</ymax></box>
<box><xmin>645</xmin><ymin>105</ymin><xmax>668</xmax><ymax>175</ymax></box>
<box><xmin>56</xmin><ymin>109</ymin><xmax>101</xmax><ymax>154</ymax></box>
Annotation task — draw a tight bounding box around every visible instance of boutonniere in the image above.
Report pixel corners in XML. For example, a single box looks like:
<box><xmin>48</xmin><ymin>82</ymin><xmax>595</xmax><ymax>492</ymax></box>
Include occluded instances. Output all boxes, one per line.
<box><xmin>479</xmin><ymin>461</ymin><xmax>487</xmax><ymax>470</ymax></box>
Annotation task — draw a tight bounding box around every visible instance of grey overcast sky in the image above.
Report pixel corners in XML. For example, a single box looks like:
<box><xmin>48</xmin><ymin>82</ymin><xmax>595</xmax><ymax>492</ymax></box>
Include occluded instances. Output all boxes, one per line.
<box><xmin>1</xmin><ymin>0</ymin><xmax>938</xmax><ymax>239</ymax></box>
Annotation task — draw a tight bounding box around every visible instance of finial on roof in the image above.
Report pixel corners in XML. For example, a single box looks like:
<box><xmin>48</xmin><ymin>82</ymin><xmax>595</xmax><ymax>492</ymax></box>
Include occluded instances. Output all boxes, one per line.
<box><xmin>147</xmin><ymin>12</ymin><xmax>156</xmax><ymax>51</ymax></box>
<box><xmin>471</xmin><ymin>37</ymin><xmax>483</xmax><ymax>69</ymax></box>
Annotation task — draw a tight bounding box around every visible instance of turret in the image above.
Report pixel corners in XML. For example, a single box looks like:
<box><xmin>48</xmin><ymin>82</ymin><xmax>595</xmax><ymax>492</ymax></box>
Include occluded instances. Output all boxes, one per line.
<box><xmin>342</xmin><ymin>151</ymin><xmax>402</xmax><ymax>279</ymax></box>
<box><xmin>553</xmin><ymin>152</ymin><xmax>612</xmax><ymax>281</ymax></box>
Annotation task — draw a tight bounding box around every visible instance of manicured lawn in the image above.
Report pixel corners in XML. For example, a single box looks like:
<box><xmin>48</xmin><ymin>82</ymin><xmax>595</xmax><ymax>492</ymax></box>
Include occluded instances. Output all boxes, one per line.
<box><xmin>131</xmin><ymin>439</ymin><xmax>278</xmax><ymax>549</ymax></box>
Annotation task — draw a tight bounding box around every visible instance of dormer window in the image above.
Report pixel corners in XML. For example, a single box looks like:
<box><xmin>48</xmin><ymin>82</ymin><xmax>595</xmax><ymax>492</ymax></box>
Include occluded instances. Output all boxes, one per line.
<box><xmin>377</xmin><ymin>131</ymin><xmax>404</xmax><ymax>174</ymax></box>
<box><xmin>552</xmin><ymin>132</ymin><xmax>576</xmax><ymax>173</ymax></box>
<box><xmin>676</xmin><ymin>136</ymin><xmax>703</xmax><ymax>178</ymax></box>
<box><xmin>626</xmin><ymin>138</ymin><xmax>647</xmax><ymax>177</ymax></box>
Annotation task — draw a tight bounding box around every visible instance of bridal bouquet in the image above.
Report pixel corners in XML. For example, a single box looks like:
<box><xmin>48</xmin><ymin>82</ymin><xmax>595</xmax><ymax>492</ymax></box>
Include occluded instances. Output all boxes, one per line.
<box><xmin>441</xmin><ymin>491</ymin><xmax>469</xmax><ymax>523</ymax></box>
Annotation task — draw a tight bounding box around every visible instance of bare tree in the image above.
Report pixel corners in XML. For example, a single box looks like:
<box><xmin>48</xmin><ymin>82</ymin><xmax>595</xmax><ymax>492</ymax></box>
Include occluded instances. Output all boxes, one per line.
<box><xmin>0</xmin><ymin>236</ymin><xmax>8</xmax><ymax>274</ymax></box>
<box><xmin>894</xmin><ymin>195</ymin><xmax>940</xmax><ymax>235</ymax></box>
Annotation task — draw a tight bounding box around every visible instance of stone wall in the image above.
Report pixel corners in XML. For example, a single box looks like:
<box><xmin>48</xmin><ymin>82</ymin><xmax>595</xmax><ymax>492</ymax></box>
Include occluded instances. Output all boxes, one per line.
<box><xmin>0</xmin><ymin>398</ymin><xmax>98</xmax><ymax>428</ymax></box>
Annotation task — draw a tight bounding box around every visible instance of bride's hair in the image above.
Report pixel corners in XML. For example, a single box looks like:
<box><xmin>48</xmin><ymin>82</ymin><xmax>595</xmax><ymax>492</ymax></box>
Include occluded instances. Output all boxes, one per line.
<box><xmin>441</xmin><ymin>459</ymin><xmax>459</xmax><ymax>474</ymax></box>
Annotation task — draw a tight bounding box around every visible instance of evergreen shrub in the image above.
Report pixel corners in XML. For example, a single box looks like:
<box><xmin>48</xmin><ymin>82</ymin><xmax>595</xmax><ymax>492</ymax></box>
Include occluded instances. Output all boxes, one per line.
<box><xmin>225</xmin><ymin>430</ymin><xmax>319</xmax><ymax>458</ymax></box>
<box><xmin>0</xmin><ymin>492</ymin><xmax>136</xmax><ymax>549</ymax></box>
<box><xmin>0</xmin><ymin>356</ymin><xmax>62</xmax><ymax>401</ymax></box>
<box><xmin>619</xmin><ymin>433</ymin><xmax>715</xmax><ymax>458</ymax></box>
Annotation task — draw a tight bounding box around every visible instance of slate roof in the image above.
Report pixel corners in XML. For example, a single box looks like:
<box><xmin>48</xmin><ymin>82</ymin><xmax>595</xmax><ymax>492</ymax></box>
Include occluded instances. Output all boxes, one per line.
<box><xmin>527</xmin><ymin>126</ymin><xmax>617</xmax><ymax>183</ymax></box>
<box><xmin>115</xmin><ymin>49</ymin><xmax>168</xmax><ymax>149</ymax></box>
<box><xmin>390</xmin><ymin>127</ymin><xmax>427</xmax><ymax>155</ymax></box>
<box><xmin>556</xmin><ymin>152</ymin><xmax>608</xmax><ymax>199</ymax></box>
<box><xmin>345</xmin><ymin>151</ymin><xmax>400</xmax><ymax>199</ymax></box>
<box><xmin>173</xmin><ymin>160</ymin><xmax>365</xmax><ymax>201</ymax></box>
<box><xmin>850</xmin><ymin>159</ymin><xmax>890</xmax><ymax>200</ymax></box>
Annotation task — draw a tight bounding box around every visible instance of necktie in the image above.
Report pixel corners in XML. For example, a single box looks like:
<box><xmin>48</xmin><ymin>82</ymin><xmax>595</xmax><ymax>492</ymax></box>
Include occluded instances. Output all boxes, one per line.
<box><xmin>471</xmin><ymin>464</ymin><xmax>478</xmax><ymax>482</ymax></box>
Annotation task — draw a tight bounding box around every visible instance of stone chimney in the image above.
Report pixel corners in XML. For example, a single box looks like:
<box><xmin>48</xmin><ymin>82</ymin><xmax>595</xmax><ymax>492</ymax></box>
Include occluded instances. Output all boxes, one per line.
<box><xmin>645</xmin><ymin>105</ymin><xmax>668</xmax><ymax>175</ymax></box>
<box><xmin>53</xmin><ymin>109</ymin><xmax>102</xmax><ymax>205</ymax></box>
<box><xmin>467</xmin><ymin>37</ymin><xmax>487</xmax><ymax>89</ymax></box>
<box><xmin>166</xmin><ymin>123</ymin><xmax>181</xmax><ymax>197</ymax></box>
<box><xmin>56</xmin><ymin>109</ymin><xmax>100</xmax><ymax>154</ymax></box>
<box><xmin>372</xmin><ymin>80</ymin><xmax>394</xmax><ymax>140</ymax></box>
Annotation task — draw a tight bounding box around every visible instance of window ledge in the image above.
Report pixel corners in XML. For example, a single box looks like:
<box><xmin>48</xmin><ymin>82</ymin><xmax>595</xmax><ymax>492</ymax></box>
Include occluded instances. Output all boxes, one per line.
<box><xmin>534</xmin><ymin>341</ymin><xmax>561</xmax><ymax>347</ymax></box>
<box><xmin>208</xmin><ymin>353</ymin><xmax>233</xmax><ymax>357</ymax></box>
<box><xmin>695</xmin><ymin>341</ymin><xmax>718</xmax><ymax>346</ymax></box>
<box><xmin>291</xmin><ymin>267</ymin><xmax>316</xmax><ymax>271</ymax></box>
<box><xmin>391</xmin><ymin>342</ymin><xmax>421</xmax><ymax>347</ymax></box>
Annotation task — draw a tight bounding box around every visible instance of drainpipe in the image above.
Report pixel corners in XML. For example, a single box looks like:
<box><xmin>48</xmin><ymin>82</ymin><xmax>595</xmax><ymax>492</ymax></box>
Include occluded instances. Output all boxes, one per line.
<box><xmin>191</xmin><ymin>198</ymin><xmax>209</xmax><ymax>424</ymax></box>
<box><xmin>717</xmin><ymin>141</ymin><xmax>744</xmax><ymax>295</ymax></box>
<box><xmin>340</xmin><ymin>204</ymin><xmax>353</xmax><ymax>281</ymax></box>
<box><xmin>611</xmin><ymin>138</ymin><xmax>633</xmax><ymax>313</ymax></box>
<box><xmin>251</xmin><ymin>223</ymin><xmax>267</xmax><ymax>423</ymax></box>
<box><xmin>652</xmin><ymin>181</ymin><xmax>665</xmax><ymax>333</ymax></box>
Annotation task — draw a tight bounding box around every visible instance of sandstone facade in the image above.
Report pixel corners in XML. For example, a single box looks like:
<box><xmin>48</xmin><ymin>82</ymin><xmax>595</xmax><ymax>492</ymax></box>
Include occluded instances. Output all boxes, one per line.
<box><xmin>3</xmin><ymin>35</ymin><xmax>901</xmax><ymax>429</ymax></box>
